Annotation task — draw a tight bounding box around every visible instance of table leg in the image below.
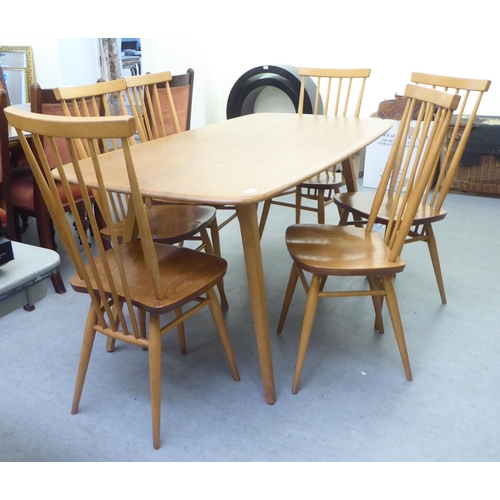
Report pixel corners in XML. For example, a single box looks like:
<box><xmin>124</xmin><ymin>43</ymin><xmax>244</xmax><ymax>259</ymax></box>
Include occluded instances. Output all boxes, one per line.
<box><xmin>236</xmin><ymin>203</ymin><xmax>276</xmax><ymax>404</ymax></box>
<box><xmin>341</xmin><ymin>157</ymin><xmax>358</xmax><ymax>193</ymax></box>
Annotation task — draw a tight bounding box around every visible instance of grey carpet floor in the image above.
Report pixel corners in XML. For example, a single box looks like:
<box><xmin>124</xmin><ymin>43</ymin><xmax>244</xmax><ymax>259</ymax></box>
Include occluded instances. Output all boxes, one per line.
<box><xmin>1</xmin><ymin>191</ymin><xmax>499</xmax><ymax>462</ymax></box>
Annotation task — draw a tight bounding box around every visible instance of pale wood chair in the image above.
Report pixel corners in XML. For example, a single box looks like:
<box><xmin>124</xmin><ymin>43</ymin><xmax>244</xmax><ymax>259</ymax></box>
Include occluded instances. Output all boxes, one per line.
<box><xmin>277</xmin><ymin>84</ymin><xmax>461</xmax><ymax>394</ymax></box>
<box><xmin>5</xmin><ymin>106</ymin><xmax>240</xmax><ymax>450</ymax></box>
<box><xmin>333</xmin><ymin>72</ymin><xmax>491</xmax><ymax>304</ymax></box>
<box><xmin>259</xmin><ymin>68</ymin><xmax>371</xmax><ymax>237</ymax></box>
<box><xmin>54</xmin><ymin>75</ymin><xmax>229</xmax><ymax>353</ymax></box>
<box><xmin>121</xmin><ymin>70</ymin><xmax>228</xmax><ymax>307</ymax></box>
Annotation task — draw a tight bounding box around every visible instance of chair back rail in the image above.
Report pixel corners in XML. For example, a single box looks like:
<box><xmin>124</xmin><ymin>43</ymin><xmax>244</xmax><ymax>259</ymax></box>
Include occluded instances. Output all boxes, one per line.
<box><xmin>410</xmin><ymin>72</ymin><xmax>491</xmax><ymax>211</ymax></box>
<box><xmin>367</xmin><ymin>84</ymin><xmax>461</xmax><ymax>261</ymax></box>
<box><xmin>298</xmin><ymin>67</ymin><xmax>371</xmax><ymax>118</ymax></box>
<box><xmin>124</xmin><ymin>71</ymin><xmax>181</xmax><ymax>141</ymax></box>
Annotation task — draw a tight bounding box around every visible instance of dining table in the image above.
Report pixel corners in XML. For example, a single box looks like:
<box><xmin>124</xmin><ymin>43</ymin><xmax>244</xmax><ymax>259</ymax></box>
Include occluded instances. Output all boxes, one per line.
<box><xmin>56</xmin><ymin>112</ymin><xmax>392</xmax><ymax>404</ymax></box>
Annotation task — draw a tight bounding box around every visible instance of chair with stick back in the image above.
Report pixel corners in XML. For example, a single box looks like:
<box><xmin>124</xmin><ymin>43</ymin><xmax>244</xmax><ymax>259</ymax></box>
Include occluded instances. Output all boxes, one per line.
<box><xmin>277</xmin><ymin>84</ymin><xmax>460</xmax><ymax>394</ymax></box>
<box><xmin>333</xmin><ymin>72</ymin><xmax>491</xmax><ymax>304</ymax></box>
<box><xmin>259</xmin><ymin>67</ymin><xmax>371</xmax><ymax>238</ymax></box>
<box><xmin>5</xmin><ymin>106</ymin><xmax>240</xmax><ymax>449</ymax></box>
<box><xmin>53</xmin><ymin>73</ymin><xmax>228</xmax><ymax>308</ymax></box>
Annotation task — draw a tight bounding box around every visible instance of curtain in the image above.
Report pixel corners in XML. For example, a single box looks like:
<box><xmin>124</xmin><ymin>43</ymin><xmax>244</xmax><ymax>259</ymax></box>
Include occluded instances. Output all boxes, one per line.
<box><xmin>99</xmin><ymin>38</ymin><xmax>122</xmax><ymax>105</ymax></box>
<box><xmin>99</xmin><ymin>38</ymin><xmax>122</xmax><ymax>81</ymax></box>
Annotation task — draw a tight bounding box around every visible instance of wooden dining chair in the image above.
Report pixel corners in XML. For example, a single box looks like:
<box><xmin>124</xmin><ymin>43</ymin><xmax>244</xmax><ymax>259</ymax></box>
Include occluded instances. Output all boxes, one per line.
<box><xmin>0</xmin><ymin>87</ymin><xmax>70</xmax><ymax>294</ymax></box>
<box><xmin>170</xmin><ymin>68</ymin><xmax>195</xmax><ymax>132</ymax></box>
<box><xmin>258</xmin><ymin>68</ymin><xmax>371</xmax><ymax>238</ymax></box>
<box><xmin>333</xmin><ymin>72</ymin><xmax>491</xmax><ymax>304</ymax></box>
<box><xmin>53</xmin><ymin>75</ymin><xmax>227</xmax><ymax>306</ymax></box>
<box><xmin>121</xmin><ymin>70</ymin><xmax>228</xmax><ymax>307</ymax></box>
<box><xmin>53</xmin><ymin>74</ymin><xmax>214</xmax><ymax>252</ymax></box>
<box><xmin>4</xmin><ymin>106</ymin><xmax>240</xmax><ymax>450</ymax></box>
<box><xmin>277</xmin><ymin>84</ymin><xmax>461</xmax><ymax>394</ymax></box>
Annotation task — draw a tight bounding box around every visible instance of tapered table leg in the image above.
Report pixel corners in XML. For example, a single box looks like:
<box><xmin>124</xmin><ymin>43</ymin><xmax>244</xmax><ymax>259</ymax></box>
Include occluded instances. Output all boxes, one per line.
<box><xmin>236</xmin><ymin>203</ymin><xmax>276</xmax><ymax>404</ymax></box>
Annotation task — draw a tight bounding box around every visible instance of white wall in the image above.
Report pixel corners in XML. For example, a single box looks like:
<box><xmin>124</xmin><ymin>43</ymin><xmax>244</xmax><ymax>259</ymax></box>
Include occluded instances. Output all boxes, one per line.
<box><xmin>1</xmin><ymin>0</ymin><xmax>497</xmax><ymax>128</ymax></box>
<box><xmin>0</xmin><ymin>38</ymin><xmax>100</xmax><ymax>90</ymax></box>
<box><xmin>139</xmin><ymin>0</ymin><xmax>497</xmax><ymax>126</ymax></box>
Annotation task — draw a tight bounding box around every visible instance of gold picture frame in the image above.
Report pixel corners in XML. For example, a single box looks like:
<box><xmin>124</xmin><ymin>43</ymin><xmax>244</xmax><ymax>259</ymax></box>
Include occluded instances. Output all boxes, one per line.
<box><xmin>0</xmin><ymin>46</ymin><xmax>34</xmax><ymax>104</ymax></box>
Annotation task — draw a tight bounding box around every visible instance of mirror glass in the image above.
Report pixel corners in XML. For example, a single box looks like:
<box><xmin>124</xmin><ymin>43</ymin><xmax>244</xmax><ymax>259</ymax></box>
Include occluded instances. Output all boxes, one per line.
<box><xmin>0</xmin><ymin>46</ymin><xmax>34</xmax><ymax>104</ymax></box>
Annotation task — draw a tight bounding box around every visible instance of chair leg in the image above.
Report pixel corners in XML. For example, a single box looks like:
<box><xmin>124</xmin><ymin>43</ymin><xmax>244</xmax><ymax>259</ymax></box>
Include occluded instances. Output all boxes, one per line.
<box><xmin>258</xmin><ymin>199</ymin><xmax>272</xmax><ymax>239</ymax></box>
<box><xmin>139</xmin><ymin>307</ymin><xmax>148</xmax><ymax>351</ymax></box>
<box><xmin>75</xmin><ymin>201</ymin><xmax>89</xmax><ymax>240</ymax></box>
<box><xmin>381</xmin><ymin>275</ymin><xmax>412</xmax><ymax>382</ymax></box>
<box><xmin>295</xmin><ymin>188</ymin><xmax>302</xmax><ymax>224</ymax></box>
<box><xmin>71</xmin><ymin>306</ymin><xmax>98</xmax><ymax>415</ymax></box>
<box><xmin>106</xmin><ymin>336</ymin><xmax>116</xmax><ymax>353</ymax></box>
<box><xmin>319</xmin><ymin>275</ymin><xmax>328</xmax><ymax>292</ymax></box>
<box><xmin>201</xmin><ymin>227</ymin><xmax>228</xmax><ymax>308</ymax></box>
<box><xmin>334</xmin><ymin>187</ymin><xmax>343</xmax><ymax>220</ymax></box>
<box><xmin>292</xmin><ymin>273</ymin><xmax>321</xmax><ymax>394</ymax></box>
<box><xmin>339</xmin><ymin>208</ymin><xmax>350</xmax><ymax>226</ymax></box>
<box><xmin>148</xmin><ymin>314</ymin><xmax>162</xmax><ymax>450</ymax></box>
<box><xmin>424</xmin><ymin>223</ymin><xmax>447</xmax><ymax>304</ymax></box>
<box><xmin>368</xmin><ymin>276</ymin><xmax>384</xmax><ymax>334</ymax></box>
<box><xmin>209</xmin><ymin>217</ymin><xmax>222</xmax><ymax>255</ymax></box>
<box><xmin>35</xmin><ymin>209</ymin><xmax>66</xmax><ymax>294</ymax></box>
<box><xmin>317</xmin><ymin>189</ymin><xmax>325</xmax><ymax>224</ymax></box>
<box><xmin>50</xmin><ymin>272</ymin><xmax>67</xmax><ymax>294</ymax></box>
<box><xmin>277</xmin><ymin>264</ymin><xmax>300</xmax><ymax>333</ymax></box>
<box><xmin>206</xmin><ymin>287</ymin><xmax>240</xmax><ymax>381</ymax></box>
<box><xmin>175</xmin><ymin>308</ymin><xmax>187</xmax><ymax>355</ymax></box>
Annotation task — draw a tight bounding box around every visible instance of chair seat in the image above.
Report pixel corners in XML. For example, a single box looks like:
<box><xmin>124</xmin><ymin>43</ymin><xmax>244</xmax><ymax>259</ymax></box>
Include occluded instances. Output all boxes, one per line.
<box><xmin>299</xmin><ymin>169</ymin><xmax>345</xmax><ymax>190</ymax></box>
<box><xmin>9</xmin><ymin>167</ymin><xmax>89</xmax><ymax>212</ymax></box>
<box><xmin>70</xmin><ymin>241</ymin><xmax>227</xmax><ymax>314</ymax></box>
<box><xmin>334</xmin><ymin>191</ymin><xmax>448</xmax><ymax>225</ymax></box>
<box><xmin>285</xmin><ymin>224</ymin><xmax>406</xmax><ymax>276</ymax></box>
<box><xmin>101</xmin><ymin>204</ymin><xmax>216</xmax><ymax>244</ymax></box>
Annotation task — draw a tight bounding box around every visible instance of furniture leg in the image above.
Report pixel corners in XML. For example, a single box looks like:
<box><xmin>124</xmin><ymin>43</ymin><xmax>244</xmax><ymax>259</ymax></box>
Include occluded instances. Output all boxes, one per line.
<box><xmin>258</xmin><ymin>199</ymin><xmax>272</xmax><ymax>239</ymax></box>
<box><xmin>382</xmin><ymin>275</ymin><xmax>412</xmax><ymax>381</ymax></box>
<box><xmin>148</xmin><ymin>314</ymin><xmax>162</xmax><ymax>450</ymax></box>
<box><xmin>292</xmin><ymin>273</ymin><xmax>321</xmax><ymax>394</ymax></box>
<box><xmin>71</xmin><ymin>305</ymin><xmax>98</xmax><ymax>414</ymax></box>
<box><xmin>206</xmin><ymin>287</ymin><xmax>240</xmax><ymax>381</ymax></box>
<box><xmin>175</xmin><ymin>307</ymin><xmax>187</xmax><ymax>355</ymax></box>
<box><xmin>277</xmin><ymin>263</ymin><xmax>300</xmax><ymax>333</ymax></box>
<box><xmin>341</xmin><ymin>157</ymin><xmax>358</xmax><ymax>193</ymax></box>
<box><xmin>424</xmin><ymin>223</ymin><xmax>447</xmax><ymax>304</ymax></box>
<box><xmin>209</xmin><ymin>217</ymin><xmax>222</xmax><ymax>258</ymax></box>
<box><xmin>368</xmin><ymin>275</ymin><xmax>384</xmax><ymax>333</ymax></box>
<box><xmin>295</xmin><ymin>188</ymin><xmax>302</xmax><ymax>224</ymax></box>
<box><xmin>236</xmin><ymin>203</ymin><xmax>276</xmax><ymax>404</ymax></box>
<box><xmin>201</xmin><ymin>226</ymin><xmax>228</xmax><ymax>308</ymax></box>
<box><xmin>317</xmin><ymin>189</ymin><xmax>325</xmax><ymax>224</ymax></box>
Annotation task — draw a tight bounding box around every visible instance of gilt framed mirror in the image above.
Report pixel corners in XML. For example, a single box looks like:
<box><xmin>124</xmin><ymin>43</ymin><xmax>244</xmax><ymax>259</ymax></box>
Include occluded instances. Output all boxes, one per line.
<box><xmin>0</xmin><ymin>46</ymin><xmax>34</xmax><ymax>104</ymax></box>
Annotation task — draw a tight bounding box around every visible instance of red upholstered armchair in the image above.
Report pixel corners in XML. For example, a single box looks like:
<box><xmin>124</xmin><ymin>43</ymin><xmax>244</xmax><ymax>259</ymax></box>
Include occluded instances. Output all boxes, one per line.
<box><xmin>0</xmin><ymin>84</ymin><xmax>94</xmax><ymax>294</ymax></box>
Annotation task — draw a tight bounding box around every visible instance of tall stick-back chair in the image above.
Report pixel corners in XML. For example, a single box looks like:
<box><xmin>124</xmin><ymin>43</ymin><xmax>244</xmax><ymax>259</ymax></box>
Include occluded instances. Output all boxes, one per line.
<box><xmin>54</xmin><ymin>74</ymin><xmax>228</xmax><ymax>309</ymax></box>
<box><xmin>259</xmin><ymin>68</ymin><xmax>371</xmax><ymax>237</ymax></box>
<box><xmin>333</xmin><ymin>72</ymin><xmax>491</xmax><ymax>304</ymax></box>
<box><xmin>4</xmin><ymin>106</ymin><xmax>240</xmax><ymax>449</ymax></box>
<box><xmin>277</xmin><ymin>84</ymin><xmax>461</xmax><ymax>394</ymax></box>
